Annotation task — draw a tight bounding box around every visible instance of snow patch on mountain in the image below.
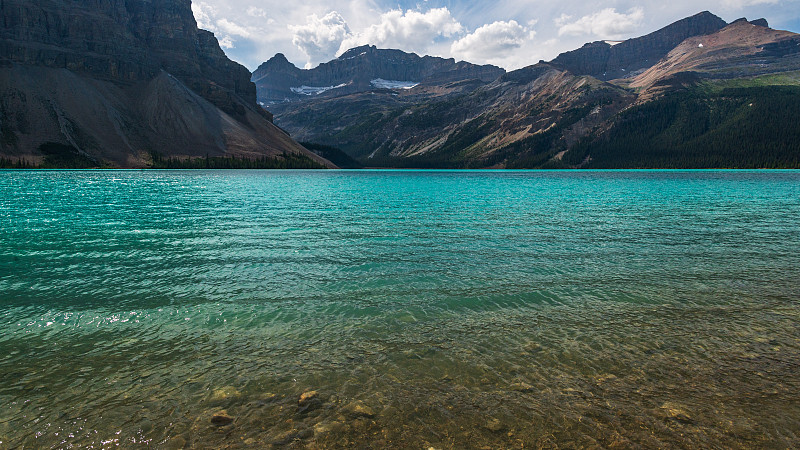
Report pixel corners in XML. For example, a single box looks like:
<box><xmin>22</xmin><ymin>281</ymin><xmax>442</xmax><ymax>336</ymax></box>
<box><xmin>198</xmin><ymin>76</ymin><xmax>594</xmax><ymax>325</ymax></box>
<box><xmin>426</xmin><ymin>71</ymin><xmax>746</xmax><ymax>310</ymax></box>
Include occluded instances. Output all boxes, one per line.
<box><xmin>370</xmin><ymin>79</ymin><xmax>419</xmax><ymax>90</ymax></box>
<box><xmin>290</xmin><ymin>83</ymin><xmax>348</xmax><ymax>95</ymax></box>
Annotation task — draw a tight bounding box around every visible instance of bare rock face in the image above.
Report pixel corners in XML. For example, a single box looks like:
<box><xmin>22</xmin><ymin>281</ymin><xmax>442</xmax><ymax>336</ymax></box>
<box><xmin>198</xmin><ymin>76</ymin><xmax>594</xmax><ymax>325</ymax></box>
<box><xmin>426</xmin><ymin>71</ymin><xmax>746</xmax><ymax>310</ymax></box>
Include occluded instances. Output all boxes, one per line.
<box><xmin>251</xmin><ymin>53</ymin><xmax>303</xmax><ymax>105</ymax></box>
<box><xmin>630</xmin><ymin>19</ymin><xmax>800</xmax><ymax>94</ymax></box>
<box><xmin>0</xmin><ymin>0</ymin><xmax>331</xmax><ymax>167</ymax></box>
<box><xmin>551</xmin><ymin>11</ymin><xmax>728</xmax><ymax>80</ymax></box>
<box><xmin>252</xmin><ymin>45</ymin><xmax>505</xmax><ymax>104</ymax></box>
<box><xmin>0</xmin><ymin>0</ymin><xmax>255</xmax><ymax>117</ymax></box>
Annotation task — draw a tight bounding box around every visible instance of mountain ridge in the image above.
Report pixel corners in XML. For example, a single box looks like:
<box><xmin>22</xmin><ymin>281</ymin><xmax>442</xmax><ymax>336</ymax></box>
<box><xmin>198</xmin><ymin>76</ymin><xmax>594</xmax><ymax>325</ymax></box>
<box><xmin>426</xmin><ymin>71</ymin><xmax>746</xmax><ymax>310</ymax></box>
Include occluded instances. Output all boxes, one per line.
<box><xmin>551</xmin><ymin>11</ymin><xmax>729</xmax><ymax>81</ymax></box>
<box><xmin>261</xmin><ymin>11</ymin><xmax>800</xmax><ymax>169</ymax></box>
<box><xmin>252</xmin><ymin>45</ymin><xmax>505</xmax><ymax>105</ymax></box>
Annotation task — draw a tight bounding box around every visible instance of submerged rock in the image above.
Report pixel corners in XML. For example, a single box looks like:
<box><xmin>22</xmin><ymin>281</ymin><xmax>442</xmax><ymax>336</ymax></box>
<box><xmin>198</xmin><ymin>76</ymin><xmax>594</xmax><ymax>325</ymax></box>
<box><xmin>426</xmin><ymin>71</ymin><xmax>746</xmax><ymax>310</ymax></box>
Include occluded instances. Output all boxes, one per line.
<box><xmin>342</xmin><ymin>400</ymin><xmax>376</xmax><ymax>418</ymax></box>
<box><xmin>380</xmin><ymin>405</ymin><xmax>399</xmax><ymax>419</ymax></box>
<box><xmin>298</xmin><ymin>390</ymin><xmax>318</xmax><ymax>405</ymax></box>
<box><xmin>484</xmin><ymin>418</ymin><xmax>505</xmax><ymax>432</ymax></box>
<box><xmin>210</xmin><ymin>411</ymin><xmax>234</xmax><ymax>426</ymax></box>
<box><xmin>297</xmin><ymin>390</ymin><xmax>323</xmax><ymax>414</ymax></box>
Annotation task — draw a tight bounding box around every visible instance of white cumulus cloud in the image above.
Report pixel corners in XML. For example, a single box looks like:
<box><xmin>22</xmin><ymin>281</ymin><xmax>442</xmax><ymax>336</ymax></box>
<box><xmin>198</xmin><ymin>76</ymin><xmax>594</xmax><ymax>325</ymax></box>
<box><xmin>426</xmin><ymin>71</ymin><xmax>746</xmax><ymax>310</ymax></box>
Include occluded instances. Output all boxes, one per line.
<box><xmin>289</xmin><ymin>11</ymin><xmax>350</xmax><ymax>68</ymax></box>
<box><xmin>289</xmin><ymin>11</ymin><xmax>352</xmax><ymax>68</ymax></box>
<box><xmin>218</xmin><ymin>36</ymin><xmax>235</xmax><ymax>49</ymax></box>
<box><xmin>191</xmin><ymin>2</ymin><xmax>216</xmax><ymax>31</ymax></box>
<box><xmin>246</xmin><ymin>6</ymin><xmax>268</xmax><ymax>18</ymax></box>
<box><xmin>557</xmin><ymin>7</ymin><xmax>644</xmax><ymax>39</ymax></box>
<box><xmin>216</xmin><ymin>18</ymin><xmax>253</xmax><ymax>38</ymax></box>
<box><xmin>721</xmin><ymin>0</ymin><xmax>779</xmax><ymax>7</ymax></box>
<box><xmin>191</xmin><ymin>2</ymin><xmax>256</xmax><ymax>49</ymax></box>
<box><xmin>190</xmin><ymin>0</ymin><xmax>800</xmax><ymax>72</ymax></box>
<box><xmin>451</xmin><ymin>20</ymin><xmax>533</xmax><ymax>63</ymax></box>
<box><xmin>337</xmin><ymin>8</ymin><xmax>464</xmax><ymax>57</ymax></box>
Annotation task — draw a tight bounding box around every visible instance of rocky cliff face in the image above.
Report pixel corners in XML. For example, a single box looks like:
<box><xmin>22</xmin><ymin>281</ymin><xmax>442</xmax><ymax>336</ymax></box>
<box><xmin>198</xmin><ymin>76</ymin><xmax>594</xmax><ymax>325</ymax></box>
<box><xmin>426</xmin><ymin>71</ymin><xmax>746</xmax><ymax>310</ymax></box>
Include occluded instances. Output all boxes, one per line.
<box><xmin>551</xmin><ymin>11</ymin><xmax>728</xmax><ymax>80</ymax></box>
<box><xmin>1</xmin><ymin>0</ymin><xmax>258</xmax><ymax>119</ymax></box>
<box><xmin>252</xmin><ymin>45</ymin><xmax>505</xmax><ymax>104</ymax></box>
<box><xmin>252</xmin><ymin>53</ymin><xmax>304</xmax><ymax>105</ymax></box>
<box><xmin>0</xmin><ymin>0</ymin><xmax>331</xmax><ymax>167</ymax></box>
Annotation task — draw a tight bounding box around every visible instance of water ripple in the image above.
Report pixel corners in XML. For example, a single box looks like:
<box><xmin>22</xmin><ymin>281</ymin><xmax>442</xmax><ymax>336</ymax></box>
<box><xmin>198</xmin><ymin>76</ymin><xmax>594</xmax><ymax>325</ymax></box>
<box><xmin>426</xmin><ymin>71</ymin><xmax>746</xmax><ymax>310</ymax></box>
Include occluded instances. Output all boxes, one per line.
<box><xmin>1</xmin><ymin>169</ymin><xmax>799</xmax><ymax>448</ymax></box>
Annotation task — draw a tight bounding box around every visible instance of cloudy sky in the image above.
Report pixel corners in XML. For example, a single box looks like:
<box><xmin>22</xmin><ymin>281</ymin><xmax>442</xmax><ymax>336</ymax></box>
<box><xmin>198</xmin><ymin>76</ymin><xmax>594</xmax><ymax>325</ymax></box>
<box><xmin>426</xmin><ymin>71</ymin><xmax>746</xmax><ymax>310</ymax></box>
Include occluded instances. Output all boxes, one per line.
<box><xmin>192</xmin><ymin>0</ymin><xmax>800</xmax><ymax>71</ymax></box>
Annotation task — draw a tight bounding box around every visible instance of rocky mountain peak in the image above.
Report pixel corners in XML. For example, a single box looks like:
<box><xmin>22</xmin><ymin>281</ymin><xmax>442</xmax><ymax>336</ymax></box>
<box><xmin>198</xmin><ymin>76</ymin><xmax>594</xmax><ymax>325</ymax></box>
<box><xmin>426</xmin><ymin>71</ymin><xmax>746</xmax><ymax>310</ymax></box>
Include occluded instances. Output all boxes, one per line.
<box><xmin>252</xmin><ymin>46</ymin><xmax>504</xmax><ymax>105</ymax></box>
<box><xmin>259</xmin><ymin>53</ymin><xmax>297</xmax><ymax>70</ymax></box>
<box><xmin>338</xmin><ymin>45</ymin><xmax>377</xmax><ymax>59</ymax></box>
<box><xmin>551</xmin><ymin>10</ymin><xmax>727</xmax><ymax>80</ymax></box>
<box><xmin>252</xmin><ymin>53</ymin><xmax>301</xmax><ymax>84</ymax></box>
<box><xmin>731</xmin><ymin>17</ymin><xmax>770</xmax><ymax>28</ymax></box>
<box><xmin>630</xmin><ymin>18</ymin><xmax>800</xmax><ymax>94</ymax></box>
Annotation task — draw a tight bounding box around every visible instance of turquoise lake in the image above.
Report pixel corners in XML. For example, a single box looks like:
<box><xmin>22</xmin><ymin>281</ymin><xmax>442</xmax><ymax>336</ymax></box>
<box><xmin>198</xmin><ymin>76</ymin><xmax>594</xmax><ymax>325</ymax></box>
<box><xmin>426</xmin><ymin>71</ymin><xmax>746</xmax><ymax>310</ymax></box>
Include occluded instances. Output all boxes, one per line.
<box><xmin>1</xmin><ymin>169</ymin><xmax>799</xmax><ymax>448</ymax></box>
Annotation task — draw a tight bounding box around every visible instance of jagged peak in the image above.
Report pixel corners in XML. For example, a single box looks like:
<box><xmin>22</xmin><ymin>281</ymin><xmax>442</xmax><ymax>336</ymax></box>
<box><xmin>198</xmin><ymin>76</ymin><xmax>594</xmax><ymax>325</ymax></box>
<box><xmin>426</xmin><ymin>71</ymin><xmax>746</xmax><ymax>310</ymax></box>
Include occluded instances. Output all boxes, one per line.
<box><xmin>693</xmin><ymin>11</ymin><xmax>721</xmax><ymax>19</ymax></box>
<box><xmin>550</xmin><ymin>10</ymin><xmax>728</xmax><ymax>80</ymax></box>
<box><xmin>688</xmin><ymin>11</ymin><xmax>729</xmax><ymax>26</ymax></box>
<box><xmin>641</xmin><ymin>11</ymin><xmax>727</xmax><ymax>39</ymax></box>
<box><xmin>267</xmin><ymin>53</ymin><xmax>294</xmax><ymax>66</ymax></box>
<box><xmin>338</xmin><ymin>45</ymin><xmax>376</xmax><ymax>59</ymax></box>
<box><xmin>727</xmin><ymin>17</ymin><xmax>773</xmax><ymax>30</ymax></box>
<box><xmin>730</xmin><ymin>17</ymin><xmax>770</xmax><ymax>28</ymax></box>
<box><xmin>254</xmin><ymin>53</ymin><xmax>299</xmax><ymax>74</ymax></box>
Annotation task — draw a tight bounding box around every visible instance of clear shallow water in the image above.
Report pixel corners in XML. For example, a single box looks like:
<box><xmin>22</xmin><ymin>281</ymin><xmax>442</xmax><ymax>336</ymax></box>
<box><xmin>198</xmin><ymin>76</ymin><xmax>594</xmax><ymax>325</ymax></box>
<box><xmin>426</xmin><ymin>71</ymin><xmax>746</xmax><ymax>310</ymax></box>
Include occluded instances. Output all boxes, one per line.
<box><xmin>1</xmin><ymin>169</ymin><xmax>799</xmax><ymax>449</ymax></box>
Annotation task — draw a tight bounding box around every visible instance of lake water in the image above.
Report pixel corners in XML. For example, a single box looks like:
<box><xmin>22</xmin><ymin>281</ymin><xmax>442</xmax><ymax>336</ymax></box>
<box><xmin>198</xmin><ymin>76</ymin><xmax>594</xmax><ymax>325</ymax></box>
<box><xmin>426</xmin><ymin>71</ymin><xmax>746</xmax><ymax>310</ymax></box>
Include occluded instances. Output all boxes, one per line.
<box><xmin>1</xmin><ymin>169</ymin><xmax>799</xmax><ymax>448</ymax></box>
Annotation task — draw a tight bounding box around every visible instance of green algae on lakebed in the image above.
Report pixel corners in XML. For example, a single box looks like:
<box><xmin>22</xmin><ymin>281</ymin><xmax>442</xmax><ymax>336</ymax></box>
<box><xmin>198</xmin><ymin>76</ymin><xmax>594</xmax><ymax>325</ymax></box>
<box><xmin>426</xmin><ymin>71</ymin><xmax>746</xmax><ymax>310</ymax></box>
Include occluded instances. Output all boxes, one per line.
<box><xmin>1</xmin><ymin>169</ymin><xmax>799</xmax><ymax>448</ymax></box>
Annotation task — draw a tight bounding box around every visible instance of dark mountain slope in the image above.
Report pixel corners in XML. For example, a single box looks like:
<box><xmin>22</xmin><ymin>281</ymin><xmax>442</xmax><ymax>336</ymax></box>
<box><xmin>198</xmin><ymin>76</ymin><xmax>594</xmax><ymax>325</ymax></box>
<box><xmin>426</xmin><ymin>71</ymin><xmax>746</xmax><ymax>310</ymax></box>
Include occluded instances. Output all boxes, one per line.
<box><xmin>0</xmin><ymin>0</ymin><xmax>332</xmax><ymax>168</ymax></box>
<box><xmin>275</xmin><ymin>63</ymin><xmax>633</xmax><ymax>168</ymax></box>
<box><xmin>562</xmin><ymin>85</ymin><xmax>800</xmax><ymax>168</ymax></box>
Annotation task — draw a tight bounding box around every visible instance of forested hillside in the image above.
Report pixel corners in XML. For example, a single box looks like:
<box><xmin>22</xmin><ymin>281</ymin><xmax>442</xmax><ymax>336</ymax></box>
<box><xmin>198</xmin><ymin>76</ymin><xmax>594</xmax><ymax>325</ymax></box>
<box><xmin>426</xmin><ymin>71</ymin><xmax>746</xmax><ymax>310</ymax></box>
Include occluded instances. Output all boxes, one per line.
<box><xmin>562</xmin><ymin>85</ymin><xmax>800</xmax><ymax>168</ymax></box>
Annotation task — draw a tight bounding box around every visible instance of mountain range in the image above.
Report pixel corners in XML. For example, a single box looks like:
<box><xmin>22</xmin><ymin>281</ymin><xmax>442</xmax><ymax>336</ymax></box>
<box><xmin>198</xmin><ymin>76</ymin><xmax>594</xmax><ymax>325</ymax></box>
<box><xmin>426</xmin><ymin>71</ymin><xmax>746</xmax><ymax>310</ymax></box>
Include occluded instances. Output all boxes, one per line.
<box><xmin>0</xmin><ymin>0</ymin><xmax>333</xmax><ymax>168</ymax></box>
<box><xmin>2</xmin><ymin>4</ymin><xmax>798</xmax><ymax>169</ymax></box>
<box><xmin>252</xmin><ymin>45</ymin><xmax>504</xmax><ymax>106</ymax></box>
<box><xmin>259</xmin><ymin>11</ymin><xmax>800</xmax><ymax>169</ymax></box>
